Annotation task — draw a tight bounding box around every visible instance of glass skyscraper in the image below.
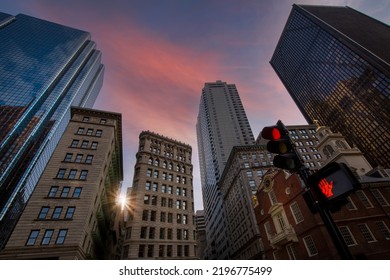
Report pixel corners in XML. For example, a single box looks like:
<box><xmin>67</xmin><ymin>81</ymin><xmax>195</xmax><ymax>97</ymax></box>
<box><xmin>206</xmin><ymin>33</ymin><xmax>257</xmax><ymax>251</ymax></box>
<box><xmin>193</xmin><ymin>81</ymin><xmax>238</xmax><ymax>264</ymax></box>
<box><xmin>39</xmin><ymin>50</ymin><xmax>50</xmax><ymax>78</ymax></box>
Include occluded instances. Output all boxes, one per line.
<box><xmin>196</xmin><ymin>80</ymin><xmax>255</xmax><ymax>259</ymax></box>
<box><xmin>0</xmin><ymin>12</ymin><xmax>104</xmax><ymax>248</ymax></box>
<box><xmin>270</xmin><ymin>5</ymin><xmax>390</xmax><ymax>169</ymax></box>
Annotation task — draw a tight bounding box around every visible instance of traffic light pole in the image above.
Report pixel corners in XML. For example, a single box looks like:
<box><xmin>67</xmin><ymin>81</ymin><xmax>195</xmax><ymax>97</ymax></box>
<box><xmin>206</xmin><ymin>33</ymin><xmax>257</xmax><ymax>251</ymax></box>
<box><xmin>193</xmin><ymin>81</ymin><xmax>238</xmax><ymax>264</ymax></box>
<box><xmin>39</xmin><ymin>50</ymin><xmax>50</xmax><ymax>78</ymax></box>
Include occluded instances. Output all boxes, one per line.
<box><xmin>304</xmin><ymin>187</ymin><xmax>353</xmax><ymax>259</ymax></box>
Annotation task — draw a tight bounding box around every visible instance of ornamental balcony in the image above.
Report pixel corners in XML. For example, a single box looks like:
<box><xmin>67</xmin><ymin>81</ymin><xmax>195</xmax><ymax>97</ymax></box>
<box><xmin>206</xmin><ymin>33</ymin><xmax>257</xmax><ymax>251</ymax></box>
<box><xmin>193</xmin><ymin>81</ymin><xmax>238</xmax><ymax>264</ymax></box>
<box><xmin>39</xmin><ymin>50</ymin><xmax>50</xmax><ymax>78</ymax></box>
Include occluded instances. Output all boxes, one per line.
<box><xmin>269</xmin><ymin>225</ymin><xmax>298</xmax><ymax>248</ymax></box>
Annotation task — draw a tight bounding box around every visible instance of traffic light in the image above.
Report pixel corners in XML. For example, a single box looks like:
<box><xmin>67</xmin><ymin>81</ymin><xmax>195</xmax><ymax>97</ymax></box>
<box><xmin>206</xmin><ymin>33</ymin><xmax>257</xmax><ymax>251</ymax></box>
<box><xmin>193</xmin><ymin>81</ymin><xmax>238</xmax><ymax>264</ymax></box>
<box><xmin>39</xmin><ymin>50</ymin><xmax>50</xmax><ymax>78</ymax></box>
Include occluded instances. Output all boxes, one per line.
<box><xmin>261</xmin><ymin>120</ymin><xmax>302</xmax><ymax>171</ymax></box>
<box><xmin>308</xmin><ymin>162</ymin><xmax>361</xmax><ymax>210</ymax></box>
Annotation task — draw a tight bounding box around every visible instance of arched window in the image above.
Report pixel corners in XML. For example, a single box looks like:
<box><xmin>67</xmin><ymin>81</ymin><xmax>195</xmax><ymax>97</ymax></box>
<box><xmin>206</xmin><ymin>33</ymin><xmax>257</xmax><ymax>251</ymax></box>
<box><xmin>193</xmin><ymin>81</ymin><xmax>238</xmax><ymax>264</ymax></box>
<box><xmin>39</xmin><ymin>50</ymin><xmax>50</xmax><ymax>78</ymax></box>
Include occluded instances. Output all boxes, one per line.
<box><xmin>154</xmin><ymin>159</ymin><xmax>159</xmax><ymax>167</ymax></box>
<box><xmin>163</xmin><ymin>161</ymin><xmax>167</xmax><ymax>169</ymax></box>
<box><xmin>323</xmin><ymin>145</ymin><xmax>335</xmax><ymax>158</ymax></box>
<box><xmin>148</xmin><ymin>157</ymin><xmax>153</xmax><ymax>165</ymax></box>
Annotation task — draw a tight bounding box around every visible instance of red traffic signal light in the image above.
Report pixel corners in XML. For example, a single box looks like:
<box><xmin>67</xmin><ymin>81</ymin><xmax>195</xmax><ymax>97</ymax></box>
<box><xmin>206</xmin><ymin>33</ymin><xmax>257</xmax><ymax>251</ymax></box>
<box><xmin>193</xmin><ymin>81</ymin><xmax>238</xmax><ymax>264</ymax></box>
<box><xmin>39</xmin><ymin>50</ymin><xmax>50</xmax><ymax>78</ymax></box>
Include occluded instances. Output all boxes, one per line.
<box><xmin>309</xmin><ymin>162</ymin><xmax>361</xmax><ymax>205</ymax></box>
<box><xmin>261</xmin><ymin>120</ymin><xmax>302</xmax><ymax>171</ymax></box>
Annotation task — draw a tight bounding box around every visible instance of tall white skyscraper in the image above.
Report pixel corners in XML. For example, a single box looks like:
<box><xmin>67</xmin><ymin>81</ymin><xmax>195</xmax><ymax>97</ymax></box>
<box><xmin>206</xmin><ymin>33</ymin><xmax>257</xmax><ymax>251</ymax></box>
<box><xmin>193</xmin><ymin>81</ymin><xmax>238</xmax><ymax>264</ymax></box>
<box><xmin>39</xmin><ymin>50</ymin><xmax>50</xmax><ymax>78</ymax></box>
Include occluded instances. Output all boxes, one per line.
<box><xmin>196</xmin><ymin>80</ymin><xmax>255</xmax><ymax>259</ymax></box>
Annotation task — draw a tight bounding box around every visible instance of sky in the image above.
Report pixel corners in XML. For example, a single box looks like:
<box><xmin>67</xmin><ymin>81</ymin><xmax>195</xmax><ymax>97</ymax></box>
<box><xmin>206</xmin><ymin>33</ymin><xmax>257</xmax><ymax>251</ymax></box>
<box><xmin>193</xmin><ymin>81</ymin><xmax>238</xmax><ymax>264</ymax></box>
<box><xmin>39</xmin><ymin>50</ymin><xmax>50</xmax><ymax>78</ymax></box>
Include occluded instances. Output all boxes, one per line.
<box><xmin>1</xmin><ymin>0</ymin><xmax>389</xmax><ymax>211</ymax></box>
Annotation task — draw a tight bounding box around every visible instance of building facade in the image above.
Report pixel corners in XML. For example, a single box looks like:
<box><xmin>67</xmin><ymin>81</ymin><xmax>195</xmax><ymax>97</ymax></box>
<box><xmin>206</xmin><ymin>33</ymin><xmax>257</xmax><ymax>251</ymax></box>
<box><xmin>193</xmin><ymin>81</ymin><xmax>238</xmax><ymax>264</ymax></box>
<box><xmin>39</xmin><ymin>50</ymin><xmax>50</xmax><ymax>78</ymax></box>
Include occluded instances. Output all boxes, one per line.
<box><xmin>196</xmin><ymin>80</ymin><xmax>255</xmax><ymax>259</ymax></box>
<box><xmin>0</xmin><ymin>107</ymin><xmax>123</xmax><ymax>259</ymax></box>
<box><xmin>270</xmin><ymin>4</ymin><xmax>390</xmax><ymax>169</ymax></box>
<box><xmin>0</xmin><ymin>12</ymin><xmax>104</xmax><ymax>248</ymax></box>
<box><xmin>254</xmin><ymin>169</ymin><xmax>390</xmax><ymax>259</ymax></box>
<box><xmin>254</xmin><ymin>125</ymin><xmax>390</xmax><ymax>259</ymax></box>
<box><xmin>123</xmin><ymin>131</ymin><xmax>197</xmax><ymax>259</ymax></box>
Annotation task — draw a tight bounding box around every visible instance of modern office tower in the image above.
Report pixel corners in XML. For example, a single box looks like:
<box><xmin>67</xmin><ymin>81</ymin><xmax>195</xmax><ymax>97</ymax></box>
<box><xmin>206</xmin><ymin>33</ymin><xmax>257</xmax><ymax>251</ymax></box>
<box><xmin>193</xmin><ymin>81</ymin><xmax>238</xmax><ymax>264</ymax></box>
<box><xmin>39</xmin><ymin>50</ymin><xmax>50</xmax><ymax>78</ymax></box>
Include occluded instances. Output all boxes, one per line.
<box><xmin>0</xmin><ymin>107</ymin><xmax>123</xmax><ymax>259</ymax></box>
<box><xmin>196</xmin><ymin>80</ymin><xmax>255</xmax><ymax>259</ymax></box>
<box><xmin>270</xmin><ymin>5</ymin><xmax>390</xmax><ymax>169</ymax></box>
<box><xmin>123</xmin><ymin>131</ymin><xmax>197</xmax><ymax>259</ymax></box>
<box><xmin>0</xmin><ymin>12</ymin><xmax>104</xmax><ymax>248</ymax></box>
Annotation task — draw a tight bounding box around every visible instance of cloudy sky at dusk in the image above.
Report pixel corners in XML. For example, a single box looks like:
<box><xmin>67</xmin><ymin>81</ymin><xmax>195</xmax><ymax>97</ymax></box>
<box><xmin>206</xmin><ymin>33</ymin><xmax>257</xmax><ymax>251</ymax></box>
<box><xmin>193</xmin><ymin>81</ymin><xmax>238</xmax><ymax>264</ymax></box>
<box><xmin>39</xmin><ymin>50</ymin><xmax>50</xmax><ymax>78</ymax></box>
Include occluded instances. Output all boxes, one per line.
<box><xmin>2</xmin><ymin>0</ymin><xmax>389</xmax><ymax>210</ymax></box>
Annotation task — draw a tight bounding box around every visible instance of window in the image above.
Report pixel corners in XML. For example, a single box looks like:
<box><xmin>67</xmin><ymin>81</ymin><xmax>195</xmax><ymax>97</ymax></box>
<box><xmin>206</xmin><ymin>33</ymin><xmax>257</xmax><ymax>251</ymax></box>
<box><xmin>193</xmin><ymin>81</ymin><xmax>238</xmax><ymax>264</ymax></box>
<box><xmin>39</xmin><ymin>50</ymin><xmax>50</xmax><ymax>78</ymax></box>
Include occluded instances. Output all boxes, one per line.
<box><xmin>79</xmin><ymin>170</ymin><xmax>88</xmax><ymax>180</ymax></box>
<box><xmin>38</xmin><ymin>207</ymin><xmax>49</xmax><ymax>219</ymax></box>
<box><xmin>290</xmin><ymin>202</ymin><xmax>304</xmax><ymax>224</ymax></box>
<box><xmin>52</xmin><ymin>207</ymin><xmax>63</xmax><ymax>219</ymax></box>
<box><xmin>85</xmin><ymin>155</ymin><xmax>93</xmax><ymax>164</ymax></box>
<box><xmin>183</xmin><ymin>229</ymin><xmax>189</xmax><ymax>240</ymax></box>
<box><xmin>68</xmin><ymin>169</ymin><xmax>77</xmax><ymax>179</ymax></box>
<box><xmin>303</xmin><ymin>235</ymin><xmax>318</xmax><ymax>257</ymax></box>
<box><xmin>77</xmin><ymin>127</ymin><xmax>84</xmax><ymax>134</ymax></box>
<box><xmin>65</xmin><ymin>207</ymin><xmax>75</xmax><ymax>219</ymax></box>
<box><xmin>168</xmin><ymin>186</ymin><xmax>173</xmax><ymax>194</ymax></box>
<box><xmin>55</xmin><ymin>229</ymin><xmax>68</xmax><ymax>245</ymax></box>
<box><xmin>151</xmin><ymin>196</ymin><xmax>157</xmax><ymax>206</ymax></box>
<box><xmin>161</xmin><ymin>197</ymin><xmax>167</xmax><ymax>207</ymax></box>
<box><xmin>144</xmin><ymin>195</ymin><xmax>150</xmax><ymax>204</ymax></box>
<box><xmin>160</xmin><ymin>212</ymin><xmax>166</xmax><ymax>222</ymax></box>
<box><xmin>345</xmin><ymin>197</ymin><xmax>357</xmax><ymax>211</ymax></box>
<box><xmin>358</xmin><ymin>224</ymin><xmax>376</xmax><ymax>243</ymax></box>
<box><xmin>149</xmin><ymin>228</ymin><xmax>155</xmax><ymax>239</ymax></box>
<box><xmin>154</xmin><ymin>170</ymin><xmax>159</xmax><ymax>179</ymax></box>
<box><xmin>268</xmin><ymin>190</ymin><xmax>278</xmax><ymax>205</ymax></box>
<box><xmin>146</xmin><ymin>169</ymin><xmax>152</xmax><ymax>177</ymax></box>
<box><xmin>145</xmin><ymin>181</ymin><xmax>151</xmax><ymax>190</ymax></box>
<box><xmin>73</xmin><ymin>187</ymin><xmax>82</xmax><ymax>198</ymax></box>
<box><xmin>81</xmin><ymin>140</ymin><xmax>89</xmax><ymax>149</ymax></box>
<box><xmin>356</xmin><ymin>190</ymin><xmax>373</xmax><ymax>208</ymax></box>
<box><xmin>94</xmin><ymin>129</ymin><xmax>102</xmax><ymax>137</ymax></box>
<box><xmin>177</xmin><ymin>245</ymin><xmax>182</xmax><ymax>257</ymax></box>
<box><xmin>100</xmin><ymin>119</ymin><xmax>106</xmax><ymax>124</ymax></box>
<box><xmin>375</xmin><ymin>221</ymin><xmax>390</xmax><ymax>239</ymax></box>
<box><xmin>338</xmin><ymin>226</ymin><xmax>357</xmax><ymax>246</ymax></box>
<box><xmin>182</xmin><ymin>201</ymin><xmax>187</xmax><ymax>210</ymax></box>
<box><xmin>71</xmin><ymin>140</ymin><xmax>79</xmax><ymax>148</ymax></box>
<box><xmin>182</xmin><ymin>188</ymin><xmax>187</xmax><ymax>197</ymax></box>
<box><xmin>176</xmin><ymin>200</ymin><xmax>181</xmax><ymax>209</ymax></box>
<box><xmin>152</xmin><ymin>183</ymin><xmax>158</xmax><ymax>192</ymax></box>
<box><xmin>370</xmin><ymin>189</ymin><xmax>389</xmax><ymax>206</ymax></box>
<box><xmin>41</xmin><ymin>229</ymin><xmax>54</xmax><ymax>245</ymax></box>
<box><xmin>168</xmin><ymin>213</ymin><xmax>173</xmax><ymax>223</ymax></box>
<box><xmin>48</xmin><ymin>186</ymin><xmax>58</xmax><ymax>198</ymax></box>
<box><xmin>147</xmin><ymin>245</ymin><xmax>154</xmax><ymax>257</ymax></box>
<box><xmin>150</xmin><ymin>211</ymin><xmax>156</xmax><ymax>222</ymax></box>
<box><xmin>91</xmin><ymin>142</ymin><xmax>98</xmax><ymax>150</ymax></box>
<box><xmin>142</xmin><ymin>210</ymin><xmax>148</xmax><ymax>221</ymax></box>
<box><xmin>183</xmin><ymin>214</ymin><xmax>188</xmax><ymax>224</ymax></box>
<box><xmin>286</xmin><ymin>244</ymin><xmax>297</xmax><ymax>260</ymax></box>
<box><xmin>159</xmin><ymin>228</ymin><xmax>165</xmax><ymax>239</ymax></box>
<box><xmin>176</xmin><ymin>187</ymin><xmax>181</xmax><ymax>196</ymax></box>
<box><xmin>140</xmin><ymin>227</ymin><xmax>147</xmax><ymax>239</ymax></box>
<box><xmin>26</xmin><ymin>230</ymin><xmax>40</xmax><ymax>246</ymax></box>
<box><xmin>167</xmin><ymin>245</ymin><xmax>172</xmax><ymax>257</ymax></box>
<box><xmin>56</xmin><ymin>169</ymin><xmax>66</xmax><ymax>179</ymax></box>
<box><xmin>86</xmin><ymin>129</ymin><xmax>93</xmax><ymax>136</ymax></box>
<box><xmin>61</xmin><ymin>187</ymin><xmax>70</xmax><ymax>198</ymax></box>
<box><xmin>177</xmin><ymin>214</ymin><xmax>182</xmax><ymax>224</ymax></box>
<box><xmin>161</xmin><ymin>185</ymin><xmax>166</xmax><ymax>193</ymax></box>
<box><xmin>168</xmin><ymin>198</ymin><xmax>173</xmax><ymax>208</ymax></box>
<box><xmin>138</xmin><ymin>245</ymin><xmax>145</xmax><ymax>258</ymax></box>
<box><xmin>75</xmin><ymin>154</ymin><xmax>83</xmax><ymax>163</ymax></box>
<box><xmin>64</xmin><ymin>153</ymin><xmax>73</xmax><ymax>162</ymax></box>
<box><xmin>83</xmin><ymin>117</ymin><xmax>90</xmax><ymax>122</ymax></box>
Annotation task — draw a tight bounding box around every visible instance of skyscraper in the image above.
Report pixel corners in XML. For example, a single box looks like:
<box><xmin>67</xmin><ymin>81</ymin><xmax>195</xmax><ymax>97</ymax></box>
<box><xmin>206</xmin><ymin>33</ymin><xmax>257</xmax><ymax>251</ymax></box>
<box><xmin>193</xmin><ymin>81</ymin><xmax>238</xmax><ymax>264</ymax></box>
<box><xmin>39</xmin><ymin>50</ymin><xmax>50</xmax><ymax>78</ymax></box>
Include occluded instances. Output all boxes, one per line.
<box><xmin>0</xmin><ymin>12</ymin><xmax>104</xmax><ymax>248</ymax></box>
<box><xmin>0</xmin><ymin>107</ymin><xmax>123</xmax><ymax>259</ymax></box>
<box><xmin>123</xmin><ymin>131</ymin><xmax>197</xmax><ymax>259</ymax></box>
<box><xmin>196</xmin><ymin>80</ymin><xmax>255</xmax><ymax>259</ymax></box>
<box><xmin>270</xmin><ymin>5</ymin><xmax>390</xmax><ymax>169</ymax></box>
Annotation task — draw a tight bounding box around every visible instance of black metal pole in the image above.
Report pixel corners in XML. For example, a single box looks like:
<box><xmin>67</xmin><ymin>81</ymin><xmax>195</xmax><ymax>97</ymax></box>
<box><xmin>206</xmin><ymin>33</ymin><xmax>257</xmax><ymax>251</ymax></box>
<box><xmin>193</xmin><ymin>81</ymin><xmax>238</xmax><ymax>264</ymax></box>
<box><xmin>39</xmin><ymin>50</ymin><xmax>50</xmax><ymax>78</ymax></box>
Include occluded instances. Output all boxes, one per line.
<box><xmin>314</xmin><ymin>199</ymin><xmax>353</xmax><ymax>260</ymax></box>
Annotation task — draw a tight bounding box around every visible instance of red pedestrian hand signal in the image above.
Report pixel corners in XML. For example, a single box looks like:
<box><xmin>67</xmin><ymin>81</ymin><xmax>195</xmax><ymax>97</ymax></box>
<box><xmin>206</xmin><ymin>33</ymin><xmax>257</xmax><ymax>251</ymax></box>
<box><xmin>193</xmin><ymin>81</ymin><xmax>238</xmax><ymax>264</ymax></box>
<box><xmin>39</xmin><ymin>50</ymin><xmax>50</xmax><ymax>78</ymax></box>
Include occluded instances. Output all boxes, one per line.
<box><xmin>318</xmin><ymin>178</ymin><xmax>333</xmax><ymax>198</ymax></box>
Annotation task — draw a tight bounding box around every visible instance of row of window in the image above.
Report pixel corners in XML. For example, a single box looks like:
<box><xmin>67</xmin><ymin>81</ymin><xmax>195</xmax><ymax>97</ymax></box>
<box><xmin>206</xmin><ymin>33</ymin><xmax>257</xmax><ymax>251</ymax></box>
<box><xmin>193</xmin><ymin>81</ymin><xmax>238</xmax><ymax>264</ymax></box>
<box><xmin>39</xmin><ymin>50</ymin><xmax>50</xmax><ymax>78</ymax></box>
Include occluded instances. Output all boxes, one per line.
<box><xmin>142</xmin><ymin>209</ymin><xmax>190</xmax><ymax>224</ymax></box>
<box><xmin>26</xmin><ymin>229</ymin><xmax>68</xmax><ymax>246</ymax></box>
<box><xmin>64</xmin><ymin>153</ymin><xmax>93</xmax><ymax>164</ymax></box>
<box><xmin>70</xmin><ymin>139</ymin><xmax>98</xmax><ymax>150</ymax></box>
<box><xmin>82</xmin><ymin>116</ymin><xmax>107</xmax><ymax>124</ymax></box>
<box><xmin>146</xmin><ymin>169</ymin><xmax>188</xmax><ymax>184</ymax></box>
<box><xmin>76</xmin><ymin>127</ymin><xmax>102</xmax><ymax>137</ymax></box>
<box><xmin>144</xmin><ymin>195</ymin><xmax>190</xmax><ymax>210</ymax></box>
<box><xmin>56</xmin><ymin>168</ymin><xmax>88</xmax><ymax>180</ymax></box>
<box><xmin>37</xmin><ymin>206</ymin><xmax>75</xmax><ymax>220</ymax></box>
<box><xmin>347</xmin><ymin>189</ymin><xmax>389</xmax><ymax>209</ymax></box>
<box><xmin>145</xmin><ymin>182</ymin><xmax>189</xmax><ymax>196</ymax></box>
<box><xmin>135</xmin><ymin>244</ymin><xmax>192</xmax><ymax>258</ymax></box>
<box><xmin>139</xmin><ymin>226</ymin><xmax>193</xmax><ymax>241</ymax></box>
<box><xmin>339</xmin><ymin>221</ymin><xmax>390</xmax><ymax>246</ymax></box>
<box><xmin>47</xmin><ymin>186</ymin><xmax>82</xmax><ymax>198</ymax></box>
<box><xmin>147</xmin><ymin>158</ymin><xmax>188</xmax><ymax>173</ymax></box>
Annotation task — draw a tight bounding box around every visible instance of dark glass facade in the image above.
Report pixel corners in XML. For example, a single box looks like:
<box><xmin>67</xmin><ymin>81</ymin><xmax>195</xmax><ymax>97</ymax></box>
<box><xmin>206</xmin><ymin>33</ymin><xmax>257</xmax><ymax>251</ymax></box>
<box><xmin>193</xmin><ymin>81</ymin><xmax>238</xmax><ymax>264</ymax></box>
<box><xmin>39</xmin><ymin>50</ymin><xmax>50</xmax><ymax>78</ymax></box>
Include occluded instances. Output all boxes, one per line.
<box><xmin>0</xmin><ymin>12</ymin><xmax>104</xmax><ymax>248</ymax></box>
<box><xmin>271</xmin><ymin>5</ymin><xmax>390</xmax><ymax>169</ymax></box>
